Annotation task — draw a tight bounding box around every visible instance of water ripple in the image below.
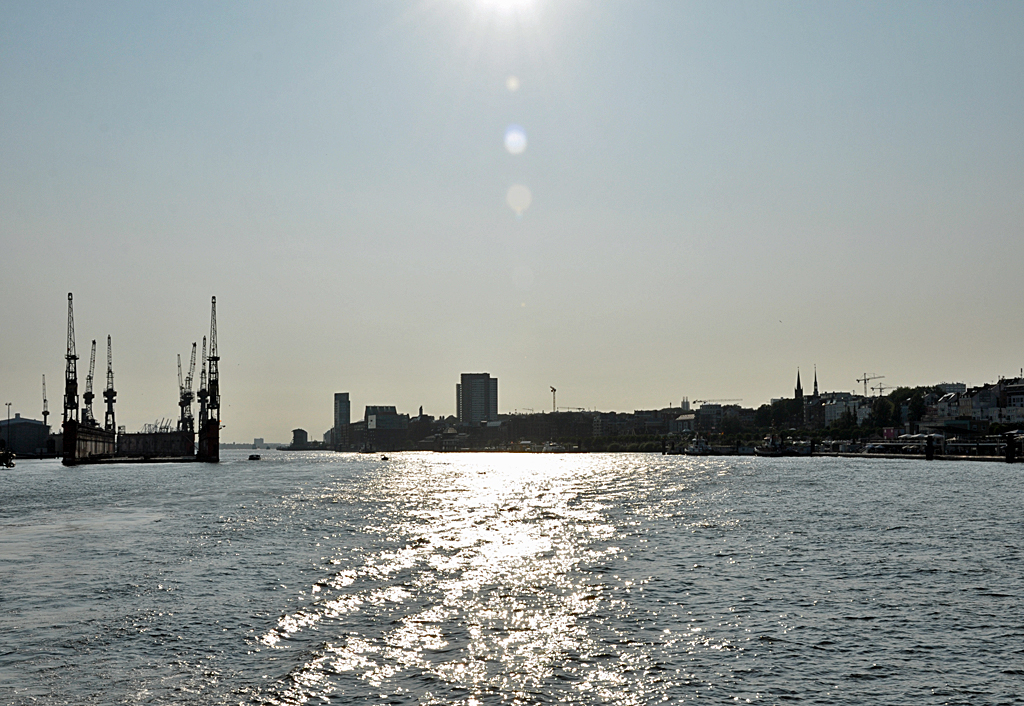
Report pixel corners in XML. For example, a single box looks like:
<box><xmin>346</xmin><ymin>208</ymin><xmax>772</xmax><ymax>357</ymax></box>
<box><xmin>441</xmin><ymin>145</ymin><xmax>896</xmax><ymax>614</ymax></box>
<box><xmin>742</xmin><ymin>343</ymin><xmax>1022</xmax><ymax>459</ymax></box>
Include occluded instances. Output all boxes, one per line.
<box><xmin>2</xmin><ymin>452</ymin><xmax>1023</xmax><ymax>704</ymax></box>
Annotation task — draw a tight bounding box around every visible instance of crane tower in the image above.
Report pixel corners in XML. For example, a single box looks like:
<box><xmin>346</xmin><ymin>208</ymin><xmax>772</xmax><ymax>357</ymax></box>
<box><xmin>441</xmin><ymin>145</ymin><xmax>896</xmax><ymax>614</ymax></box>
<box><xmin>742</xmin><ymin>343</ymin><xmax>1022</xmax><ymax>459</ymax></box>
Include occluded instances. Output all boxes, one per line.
<box><xmin>42</xmin><ymin>375</ymin><xmax>49</xmax><ymax>429</ymax></box>
<box><xmin>62</xmin><ymin>293</ymin><xmax>79</xmax><ymax>426</ymax></box>
<box><xmin>82</xmin><ymin>340</ymin><xmax>97</xmax><ymax>426</ymax></box>
<box><xmin>196</xmin><ymin>297</ymin><xmax>220</xmax><ymax>463</ymax></box>
<box><xmin>103</xmin><ymin>336</ymin><xmax>116</xmax><ymax>432</ymax></box>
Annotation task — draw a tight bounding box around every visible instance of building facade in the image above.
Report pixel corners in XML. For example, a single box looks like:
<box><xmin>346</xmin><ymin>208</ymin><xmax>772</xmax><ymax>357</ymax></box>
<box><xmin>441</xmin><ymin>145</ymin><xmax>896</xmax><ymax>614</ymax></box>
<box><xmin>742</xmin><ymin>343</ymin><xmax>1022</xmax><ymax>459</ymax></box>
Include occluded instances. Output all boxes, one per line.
<box><xmin>333</xmin><ymin>392</ymin><xmax>351</xmax><ymax>450</ymax></box>
<box><xmin>0</xmin><ymin>413</ymin><xmax>51</xmax><ymax>456</ymax></box>
<box><xmin>456</xmin><ymin>373</ymin><xmax>498</xmax><ymax>425</ymax></box>
<box><xmin>364</xmin><ymin>405</ymin><xmax>410</xmax><ymax>451</ymax></box>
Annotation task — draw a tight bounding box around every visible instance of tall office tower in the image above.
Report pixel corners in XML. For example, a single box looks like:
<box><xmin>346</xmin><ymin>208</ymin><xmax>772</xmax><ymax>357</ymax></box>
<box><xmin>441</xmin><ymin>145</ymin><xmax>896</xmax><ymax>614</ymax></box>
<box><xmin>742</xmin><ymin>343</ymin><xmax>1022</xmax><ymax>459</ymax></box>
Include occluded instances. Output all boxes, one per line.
<box><xmin>456</xmin><ymin>373</ymin><xmax>498</xmax><ymax>425</ymax></box>
<box><xmin>333</xmin><ymin>392</ymin><xmax>351</xmax><ymax>449</ymax></box>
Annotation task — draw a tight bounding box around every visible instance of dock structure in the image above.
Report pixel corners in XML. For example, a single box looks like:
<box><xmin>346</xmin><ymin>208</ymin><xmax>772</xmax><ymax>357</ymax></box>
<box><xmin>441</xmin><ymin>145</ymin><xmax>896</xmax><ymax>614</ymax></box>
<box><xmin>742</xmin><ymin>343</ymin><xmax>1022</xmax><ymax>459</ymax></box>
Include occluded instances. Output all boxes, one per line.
<box><xmin>61</xmin><ymin>294</ymin><xmax>116</xmax><ymax>465</ymax></box>
<box><xmin>60</xmin><ymin>294</ymin><xmax>220</xmax><ymax>466</ymax></box>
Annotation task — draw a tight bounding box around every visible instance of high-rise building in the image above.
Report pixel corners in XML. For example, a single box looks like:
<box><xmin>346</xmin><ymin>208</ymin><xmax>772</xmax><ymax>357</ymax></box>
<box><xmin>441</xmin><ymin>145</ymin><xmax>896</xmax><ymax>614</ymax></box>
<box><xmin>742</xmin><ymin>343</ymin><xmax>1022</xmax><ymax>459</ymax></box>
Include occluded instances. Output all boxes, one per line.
<box><xmin>456</xmin><ymin>373</ymin><xmax>498</xmax><ymax>425</ymax></box>
<box><xmin>333</xmin><ymin>392</ymin><xmax>351</xmax><ymax>450</ymax></box>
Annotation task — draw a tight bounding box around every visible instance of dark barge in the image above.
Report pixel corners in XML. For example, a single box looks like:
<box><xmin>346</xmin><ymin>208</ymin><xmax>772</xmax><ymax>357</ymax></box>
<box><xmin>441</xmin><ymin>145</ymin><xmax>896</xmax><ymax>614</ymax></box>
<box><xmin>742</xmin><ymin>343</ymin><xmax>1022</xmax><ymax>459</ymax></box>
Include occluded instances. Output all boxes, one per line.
<box><xmin>60</xmin><ymin>293</ymin><xmax>220</xmax><ymax>466</ymax></box>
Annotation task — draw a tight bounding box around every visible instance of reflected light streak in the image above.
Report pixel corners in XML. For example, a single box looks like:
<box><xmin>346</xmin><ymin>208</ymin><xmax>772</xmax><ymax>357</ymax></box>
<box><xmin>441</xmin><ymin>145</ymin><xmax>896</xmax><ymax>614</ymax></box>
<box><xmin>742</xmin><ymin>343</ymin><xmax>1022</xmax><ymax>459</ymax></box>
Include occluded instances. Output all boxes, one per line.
<box><xmin>259</xmin><ymin>453</ymin><xmax>694</xmax><ymax>703</ymax></box>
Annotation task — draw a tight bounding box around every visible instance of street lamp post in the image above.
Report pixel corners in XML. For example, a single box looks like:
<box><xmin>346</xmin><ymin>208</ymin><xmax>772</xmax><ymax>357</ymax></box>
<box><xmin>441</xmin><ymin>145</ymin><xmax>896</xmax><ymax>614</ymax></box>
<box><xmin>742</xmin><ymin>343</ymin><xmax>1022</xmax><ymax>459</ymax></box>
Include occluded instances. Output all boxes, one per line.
<box><xmin>5</xmin><ymin>402</ymin><xmax>11</xmax><ymax>451</ymax></box>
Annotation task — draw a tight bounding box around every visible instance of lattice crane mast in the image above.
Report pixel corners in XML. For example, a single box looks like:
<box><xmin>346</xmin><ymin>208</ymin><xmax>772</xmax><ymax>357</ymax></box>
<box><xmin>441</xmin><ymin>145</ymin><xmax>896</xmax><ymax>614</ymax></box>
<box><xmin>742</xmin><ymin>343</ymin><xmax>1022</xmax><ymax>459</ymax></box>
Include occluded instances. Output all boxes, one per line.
<box><xmin>197</xmin><ymin>336</ymin><xmax>208</xmax><ymax>425</ymax></box>
<box><xmin>82</xmin><ymin>340</ymin><xmax>97</xmax><ymax>426</ymax></box>
<box><xmin>177</xmin><ymin>342</ymin><xmax>197</xmax><ymax>432</ymax></box>
<box><xmin>207</xmin><ymin>297</ymin><xmax>219</xmax><ymax>423</ymax></box>
<box><xmin>41</xmin><ymin>375</ymin><xmax>49</xmax><ymax>429</ymax></box>
<box><xmin>62</xmin><ymin>294</ymin><xmax>79</xmax><ymax>426</ymax></box>
<box><xmin>103</xmin><ymin>336</ymin><xmax>116</xmax><ymax>432</ymax></box>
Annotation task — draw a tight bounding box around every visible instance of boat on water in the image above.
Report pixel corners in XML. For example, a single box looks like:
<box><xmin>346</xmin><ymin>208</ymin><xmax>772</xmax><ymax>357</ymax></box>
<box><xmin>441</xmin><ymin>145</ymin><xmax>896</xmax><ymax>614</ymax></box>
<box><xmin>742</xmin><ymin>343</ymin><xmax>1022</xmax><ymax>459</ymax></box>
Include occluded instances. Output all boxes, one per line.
<box><xmin>754</xmin><ymin>443</ymin><xmax>785</xmax><ymax>457</ymax></box>
<box><xmin>754</xmin><ymin>434</ymin><xmax>812</xmax><ymax>457</ymax></box>
<box><xmin>1</xmin><ymin>449</ymin><xmax>14</xmax><ymax>468</ymax></box>
<box><xmin>683</xmin><ymin>437</ymin><xmax>716</xmax><ymax>456</ymax></box>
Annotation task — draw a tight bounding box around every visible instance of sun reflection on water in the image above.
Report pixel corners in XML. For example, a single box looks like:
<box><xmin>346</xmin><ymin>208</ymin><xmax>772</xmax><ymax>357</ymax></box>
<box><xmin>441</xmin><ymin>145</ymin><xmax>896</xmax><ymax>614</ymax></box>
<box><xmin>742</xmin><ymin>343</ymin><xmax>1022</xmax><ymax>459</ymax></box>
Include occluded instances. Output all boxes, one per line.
<box><xmin>256</xmin><ymin>453</ymin><xmax>736</xmax><ymax>704</ymax></box>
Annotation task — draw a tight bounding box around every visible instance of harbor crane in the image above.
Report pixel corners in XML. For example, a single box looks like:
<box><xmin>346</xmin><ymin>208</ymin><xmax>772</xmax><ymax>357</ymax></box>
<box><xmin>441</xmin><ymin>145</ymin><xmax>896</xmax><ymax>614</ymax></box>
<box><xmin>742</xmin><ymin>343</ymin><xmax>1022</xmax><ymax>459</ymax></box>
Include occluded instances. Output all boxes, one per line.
<box><xmin>41</xmin><ymin>375</ymin><xmax>49</xmax><ymax>429</ymax></box>
<box><xmin>103</xmin><ymin>336</ymin><xmax>116</xmax><ymax>432</ymax></box>
<box><xmin>197</xmin><ymin>297</ymin><xmax>220</xmax><ymax>463</ymax></box>
<box><xmin>857</xmin><ymin>373</ymin><xmax>884</xmax><ymax>397</ymax></box>
<box><xmin>550</xmin><ymin>387</ymin><xmax>556</xmax><ymax>413</ymax></box>
<box><xmin>63</xmin><ymin>293</ymin><xmax>79</xmax><ymax>427</ymax></box>
<box><xmin>177</xmin><ymin>342</ymin><xmax>197</xmax><ymax>433</ymax></box>
<box><xmin>197</xmin><ymin>336</ymin><xmax>208</xmax><ymax>425</ymax></box>
<box><xmin>82</xmin><ymin>339</ymin><xmax>97</xmax><ymax>426</ymax></box>
<box><xmin>207</xmin><ymin>298</ymin><xmax>219</xmax><ymax>422</ymax></box>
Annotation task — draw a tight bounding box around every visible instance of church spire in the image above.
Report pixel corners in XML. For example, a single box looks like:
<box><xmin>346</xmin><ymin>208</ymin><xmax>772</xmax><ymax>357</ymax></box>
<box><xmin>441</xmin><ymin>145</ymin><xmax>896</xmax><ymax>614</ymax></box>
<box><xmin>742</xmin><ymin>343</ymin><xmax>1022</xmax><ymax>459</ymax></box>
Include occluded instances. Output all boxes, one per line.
<box><xmin>813</xmin><ymin>365</ymin><xmax>819</xmax><ymax>397</ymax></box>
<box><xmin>795</xmin><ymin>368</ymin><xmax>803</xmax><ymax>402</ymax></box>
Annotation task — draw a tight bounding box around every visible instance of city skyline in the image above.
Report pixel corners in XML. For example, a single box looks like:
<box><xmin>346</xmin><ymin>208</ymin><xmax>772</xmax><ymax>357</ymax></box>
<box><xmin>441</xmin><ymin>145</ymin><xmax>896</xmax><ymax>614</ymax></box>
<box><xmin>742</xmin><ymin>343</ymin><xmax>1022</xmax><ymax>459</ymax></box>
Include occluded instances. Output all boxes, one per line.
<box><xmin>2</xmin><ymin>356</ymin><xmax>1020</xmax><ymax>445</ymax></box>
<box><xmin>3</xmin><ymin>2</ymin><xmax>1024</xmax><ymax>442</ymax></box>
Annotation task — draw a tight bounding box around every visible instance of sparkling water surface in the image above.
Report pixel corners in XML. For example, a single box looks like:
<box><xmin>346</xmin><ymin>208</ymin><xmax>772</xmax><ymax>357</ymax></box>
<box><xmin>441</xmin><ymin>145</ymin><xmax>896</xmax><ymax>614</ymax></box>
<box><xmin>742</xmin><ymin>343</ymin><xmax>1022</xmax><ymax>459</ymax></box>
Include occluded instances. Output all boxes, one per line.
<box><xmin>1</xmin><ymin>451</ymin><xmax>1022</xmax><ymax>704</ymax></box>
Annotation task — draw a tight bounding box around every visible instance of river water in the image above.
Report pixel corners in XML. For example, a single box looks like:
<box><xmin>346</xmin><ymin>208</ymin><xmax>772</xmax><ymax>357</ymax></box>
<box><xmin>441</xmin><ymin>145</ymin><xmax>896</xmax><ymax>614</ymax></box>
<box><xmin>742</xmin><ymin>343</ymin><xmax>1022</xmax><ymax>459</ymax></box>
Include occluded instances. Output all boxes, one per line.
<box><xmin>1</xmin><ymin>451</ymin><xmax>1022</xmax><ymax>704</ymax></box>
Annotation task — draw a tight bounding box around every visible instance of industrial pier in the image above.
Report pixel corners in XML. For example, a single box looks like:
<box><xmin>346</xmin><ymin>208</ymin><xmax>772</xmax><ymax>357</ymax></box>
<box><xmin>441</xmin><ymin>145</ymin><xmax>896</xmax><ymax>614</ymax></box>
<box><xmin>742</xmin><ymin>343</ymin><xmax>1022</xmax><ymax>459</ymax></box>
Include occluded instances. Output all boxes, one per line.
<box><xmin>60</xmin><ymin>294</ymin><xmax>221</xmax><ymax>466</ymax></box>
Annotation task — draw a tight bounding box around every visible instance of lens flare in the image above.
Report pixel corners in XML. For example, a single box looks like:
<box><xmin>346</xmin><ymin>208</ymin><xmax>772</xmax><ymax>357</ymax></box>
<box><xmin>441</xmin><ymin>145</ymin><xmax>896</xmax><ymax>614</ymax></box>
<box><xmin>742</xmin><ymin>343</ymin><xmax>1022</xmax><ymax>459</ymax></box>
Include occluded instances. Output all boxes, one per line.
<box><xmin>506</xmin><ymin>184</ymin><xmax>532</xmax><ymax>215</ymax></box>
<box><xmin>504</xmin><ymin>125</ymin><xmax>527</xmax><ymax>155</ymax></box>
<box><xmin>506</xmin><ymin>75</ymin><xmax>520</xmax><ymax>92</ymax></box>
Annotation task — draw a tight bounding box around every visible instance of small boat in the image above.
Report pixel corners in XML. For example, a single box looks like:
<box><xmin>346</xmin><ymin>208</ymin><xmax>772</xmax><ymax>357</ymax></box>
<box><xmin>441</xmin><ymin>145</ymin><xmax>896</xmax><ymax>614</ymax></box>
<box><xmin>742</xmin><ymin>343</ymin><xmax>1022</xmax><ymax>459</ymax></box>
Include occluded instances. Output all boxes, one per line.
<box><xmin>683</xmin><ymin>438</ymin><xmax>715</xmax><ymax>456</ymax></box>
<box><xmin>248</xmin><ymin>454</ymin><xmax>261</xmax><ymax>461</ymax></box>
<box><xmin>380</xmin><ymin>455</ymin><xmax>389</xmax><ymax>461</ymax></box>
<box><xmin>1</xmin><ymin>450</ymin><xmax>14</xmax><ymax>468</ymax></box>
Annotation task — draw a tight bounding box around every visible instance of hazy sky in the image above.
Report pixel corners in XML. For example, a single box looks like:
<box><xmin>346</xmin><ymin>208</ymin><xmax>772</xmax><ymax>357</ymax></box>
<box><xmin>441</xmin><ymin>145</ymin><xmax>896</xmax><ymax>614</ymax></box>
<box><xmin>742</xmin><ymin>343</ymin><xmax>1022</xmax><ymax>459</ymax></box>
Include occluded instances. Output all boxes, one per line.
<box><xmin>3</xmin><ymin>1</ymin><xmax>1023</xmax><ymax>442</ymax></box>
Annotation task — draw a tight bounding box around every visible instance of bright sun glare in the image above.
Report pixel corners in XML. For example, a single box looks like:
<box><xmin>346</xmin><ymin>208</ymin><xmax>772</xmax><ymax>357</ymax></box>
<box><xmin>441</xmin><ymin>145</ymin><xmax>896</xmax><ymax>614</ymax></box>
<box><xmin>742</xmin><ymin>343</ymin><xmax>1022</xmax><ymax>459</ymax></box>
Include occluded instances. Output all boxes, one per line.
<box><xmin>475</xmin><ymin>0</ymin><xmax>536</xmax><ymax>14</ymax></box>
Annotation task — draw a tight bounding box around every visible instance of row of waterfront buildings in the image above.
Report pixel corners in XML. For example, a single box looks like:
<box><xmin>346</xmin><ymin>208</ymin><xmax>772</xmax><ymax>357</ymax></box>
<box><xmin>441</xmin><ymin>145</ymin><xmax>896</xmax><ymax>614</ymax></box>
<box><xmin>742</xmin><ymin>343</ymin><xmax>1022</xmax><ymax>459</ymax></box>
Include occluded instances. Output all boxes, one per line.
<box><xmin>8</xmin><ymin>370</ymin><xmax>1021</xmax><ymax>457</ymax></box>
<box><xmin>284</xmin><ymin>373</ymin><xmax>502</xmax><ymax>452</ymax></box>
<box><xmin>275</xmin><ymin>370</ymin><xmax>1024</xmax><ymax>453</ymax></box>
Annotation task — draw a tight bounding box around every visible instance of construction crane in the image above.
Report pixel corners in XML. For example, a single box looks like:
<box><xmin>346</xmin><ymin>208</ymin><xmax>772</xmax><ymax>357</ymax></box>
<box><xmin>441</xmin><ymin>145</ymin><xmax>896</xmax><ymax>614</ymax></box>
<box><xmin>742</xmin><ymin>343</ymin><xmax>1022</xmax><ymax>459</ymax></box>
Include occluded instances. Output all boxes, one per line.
<box><xmin>177</xmin><ymin>342</ymin><xmax>196</xmax><ymax>433</ymax></box>
<box><xmin>103</xmin><ymin>335</ymin><xmax>116</xmax><ymax>432</ymax></box>
<box><xmin>550</xmin><ymin>386</ymin><xmax>556</xmax><ymax>412</ymax></box>
<box><xmin>62</xmin><ymin>294</ymin><xmax>79</xmax><ymax>427</ymax></box>
<box><xmin>857</xmin><ymin>373</ymin><xmax>884</xmax><ymax>397</ymax></box>
<box><xmin>692</xmin><ymin>398</ymin><xmax>742</xmax><ymax>406</ymax></box>
<box><xmin>871</xmin><ymin>382</ymin><xmax>890</xmax><ymax>397</ymax></box>
<box><xmin>82</xmin><ymin>340</ymin><xmax>97</xmax><ymax>426</ymax></box>
<box><xmin>41</xmin><ymin>375</ymin><xmax>49</xmax><ymax>429</ymax></box>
